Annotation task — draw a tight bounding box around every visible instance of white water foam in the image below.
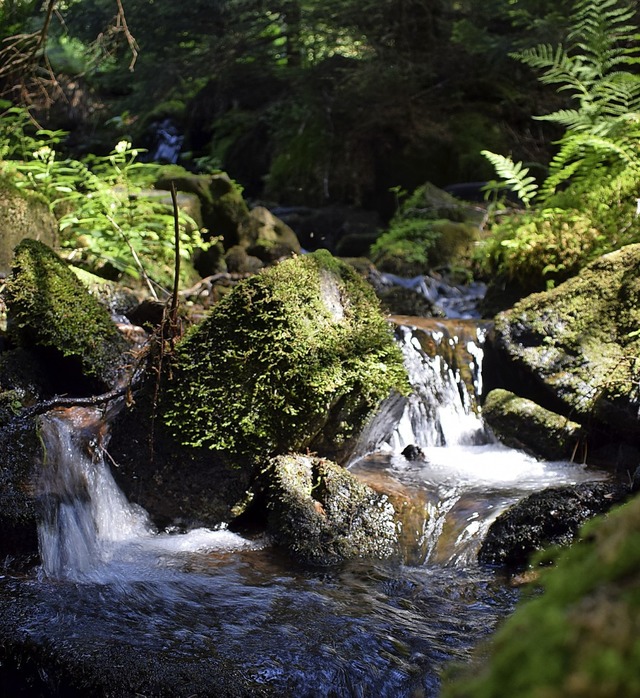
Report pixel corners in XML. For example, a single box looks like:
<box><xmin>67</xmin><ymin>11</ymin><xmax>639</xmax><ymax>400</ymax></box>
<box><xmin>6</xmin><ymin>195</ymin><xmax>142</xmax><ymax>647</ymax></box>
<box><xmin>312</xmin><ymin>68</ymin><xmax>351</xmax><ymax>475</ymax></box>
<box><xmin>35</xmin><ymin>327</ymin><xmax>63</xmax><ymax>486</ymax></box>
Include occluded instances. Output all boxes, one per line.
<box><xmin>37</xmin><ymin>409</ymin><xmax>261</xmax><ymax>583</ymax></box>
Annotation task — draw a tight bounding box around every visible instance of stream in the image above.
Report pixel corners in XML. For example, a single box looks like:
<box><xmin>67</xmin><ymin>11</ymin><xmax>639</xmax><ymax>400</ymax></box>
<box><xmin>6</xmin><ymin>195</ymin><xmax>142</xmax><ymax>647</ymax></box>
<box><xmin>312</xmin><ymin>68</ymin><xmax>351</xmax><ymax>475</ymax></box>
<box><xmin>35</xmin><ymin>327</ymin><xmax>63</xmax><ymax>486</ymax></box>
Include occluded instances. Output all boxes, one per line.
<box><xmin>0</xmin><ymin>312</ymin><xmax>608</xmax><ymax>697</ymax></box>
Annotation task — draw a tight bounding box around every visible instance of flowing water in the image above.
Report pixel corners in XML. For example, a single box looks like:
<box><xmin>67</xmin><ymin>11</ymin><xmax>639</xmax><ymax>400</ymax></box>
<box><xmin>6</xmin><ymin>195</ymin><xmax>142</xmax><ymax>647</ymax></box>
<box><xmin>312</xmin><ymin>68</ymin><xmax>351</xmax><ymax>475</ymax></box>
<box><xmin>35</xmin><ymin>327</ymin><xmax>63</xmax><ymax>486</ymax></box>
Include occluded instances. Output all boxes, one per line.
<box><xmin>0</xmin><ymin>317</ymin><xmax>609</xmax><ymax>697</ymax></box>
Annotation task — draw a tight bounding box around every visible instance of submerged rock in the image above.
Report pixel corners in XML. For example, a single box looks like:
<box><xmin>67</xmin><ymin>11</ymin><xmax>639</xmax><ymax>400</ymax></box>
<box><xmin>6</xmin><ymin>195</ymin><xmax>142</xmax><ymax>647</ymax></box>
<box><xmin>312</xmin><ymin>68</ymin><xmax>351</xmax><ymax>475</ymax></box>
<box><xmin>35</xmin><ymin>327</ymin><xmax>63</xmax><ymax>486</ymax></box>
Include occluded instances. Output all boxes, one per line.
<box><xmin>162</xmin><ymin>249</ymin><xmax>409</xmax><ymax>462</ymax></box>
<box><xmin>483</xmin><ymin>388</ymin><xmax>582</xmax><ymax>461</ymax></box>
<box><xmin>253</xmin><ymin>454</ymin><xmax>398</xmax><ymax>566</ymax></box>
<box><xmin>478</xmin><ymin>482</ymin><xmax>629</xmax><ymax>570</ymax></box>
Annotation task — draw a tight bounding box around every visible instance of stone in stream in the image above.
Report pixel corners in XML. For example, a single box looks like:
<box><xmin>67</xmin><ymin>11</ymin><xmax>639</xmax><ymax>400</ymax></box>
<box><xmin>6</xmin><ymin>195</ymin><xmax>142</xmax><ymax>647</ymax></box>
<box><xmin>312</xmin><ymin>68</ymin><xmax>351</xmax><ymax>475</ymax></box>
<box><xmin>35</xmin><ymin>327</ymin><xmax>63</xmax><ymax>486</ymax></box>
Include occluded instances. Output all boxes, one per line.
<box><xmin>243</xmin><ymin>453</ymin><xmax>399</xmax><ymax>566</ymax></box>
<box><xmin>482</xmin><ymin>388</ymin><xmax>582</xmax><ymax>461</ymax></box>
<box><xmin>488</xmin><ymin>243</ymin><xmax>640</xmax><ymax>461</ymax></box>
<box><xmin>478</xmin><ymin>481</ymin><xmax>630</xmax><ymax>570</ymax></box>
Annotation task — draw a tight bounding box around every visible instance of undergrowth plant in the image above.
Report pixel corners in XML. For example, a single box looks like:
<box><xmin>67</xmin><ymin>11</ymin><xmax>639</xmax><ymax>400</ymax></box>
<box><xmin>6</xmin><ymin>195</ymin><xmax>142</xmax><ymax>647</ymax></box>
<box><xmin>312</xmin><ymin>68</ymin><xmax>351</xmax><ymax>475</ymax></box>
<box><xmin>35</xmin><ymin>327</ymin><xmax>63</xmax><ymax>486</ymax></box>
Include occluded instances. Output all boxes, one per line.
<box><xmin>478</xmin><ymin>0</ymin><xmax>640</xmax><ymax>289</ymax></box>
<box><xmin>0</xmin><ymin>104</ymin><xmax>210</xmax><ymax>294</ymax></box>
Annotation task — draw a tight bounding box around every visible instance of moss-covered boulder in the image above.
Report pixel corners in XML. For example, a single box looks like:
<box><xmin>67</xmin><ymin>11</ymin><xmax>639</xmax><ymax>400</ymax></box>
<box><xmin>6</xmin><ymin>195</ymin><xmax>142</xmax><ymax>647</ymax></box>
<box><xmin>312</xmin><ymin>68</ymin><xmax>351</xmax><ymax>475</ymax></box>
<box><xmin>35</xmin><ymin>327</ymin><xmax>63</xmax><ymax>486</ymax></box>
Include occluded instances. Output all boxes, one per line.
<box><xmin>108</xmin><ymin>380</ymin><xmax>255</xmax><ymax>530</ymax></box>
<box><xmin>240</xmin><ymin>206</ymin><xmax>301</xmax><ymax>263</ymax></box>
<box><xmin>253</xmin><ymin>454</ymin><xmax>398</xmax><ymax>565</ymax></box>
<box><xmin>483</xmin><ymin>389</ymin><xmax>583</xmax><ymax>461</ymax></box>
<box><xmin>154</xmin><ymin>168</ymin><xmax>301</xmax><ymax>262</ymax></box>
<box><xmin>154</xmin><ymin>168</ymin><xmax>250</xmax><ymax>246</ymax></box>
<box><xmin>492</xmin><ymin>244</ymin><xmax>640</xmax><ymax>444</ymax></box>
<box><xmin>162</xmin><ymin>249</ymin><xmax>409</xmax><ymax>462</ymax></box>
<box><xmin>5</xmin><ymin>240</ymin><xmax>127</xmax><ymax>394</ymax></box>
<box><xmin>0</xmin><ymin>176</ymin><xmax>58</xmax><ymax>277</ymax></box>
<box><xmin>444</xmin><ymin>493</ymin><xmax>640</xmax><ymax>698</ymax></box>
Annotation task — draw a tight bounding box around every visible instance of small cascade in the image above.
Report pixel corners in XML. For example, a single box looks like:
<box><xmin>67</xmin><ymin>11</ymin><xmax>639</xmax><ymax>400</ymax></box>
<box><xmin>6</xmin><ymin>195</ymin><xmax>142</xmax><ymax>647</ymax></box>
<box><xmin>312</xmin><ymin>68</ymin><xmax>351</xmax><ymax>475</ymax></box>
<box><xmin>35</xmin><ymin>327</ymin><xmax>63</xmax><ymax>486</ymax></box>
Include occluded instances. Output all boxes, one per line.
<box><xmin>353</xmin><ymin>318</ymin><xmax>491</xmax><ymax>457</ymax></box>
<box><xmin>36</xmin><ymin>407</ymin><xmax>259</xmax><ymax>582</ymax></box>
<box><xmin>350</xmin><ymin>317</ymin><xmax>606</xmax><ymax>567</ymax></box>
<box><xmin>37</xmin><ymin>408</ymin><xmax>152</xmax><ymax>580</ymax></box>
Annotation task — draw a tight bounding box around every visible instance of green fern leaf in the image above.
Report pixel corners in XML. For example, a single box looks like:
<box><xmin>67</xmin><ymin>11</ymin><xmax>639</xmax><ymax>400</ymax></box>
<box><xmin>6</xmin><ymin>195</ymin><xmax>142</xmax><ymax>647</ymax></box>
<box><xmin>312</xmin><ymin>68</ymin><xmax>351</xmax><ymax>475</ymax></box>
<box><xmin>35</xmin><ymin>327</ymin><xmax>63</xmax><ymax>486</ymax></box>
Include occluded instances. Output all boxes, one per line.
<box><xmin>481</xmin><ymin>151</ymin><xmax>539</xmax><ymax>206</ymax></box>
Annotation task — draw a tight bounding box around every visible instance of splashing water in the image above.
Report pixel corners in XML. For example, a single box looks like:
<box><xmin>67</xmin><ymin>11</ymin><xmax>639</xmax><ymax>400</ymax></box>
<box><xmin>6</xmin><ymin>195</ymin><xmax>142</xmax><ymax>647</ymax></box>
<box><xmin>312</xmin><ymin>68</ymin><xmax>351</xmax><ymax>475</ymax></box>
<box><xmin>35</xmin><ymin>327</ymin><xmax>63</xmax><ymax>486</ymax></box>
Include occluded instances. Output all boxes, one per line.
<box><xmin>350</xmin><ymin>318</ymin><xmax>607</xmax><ymax>567</ymax></box>
<box><xmin>37</xmin><ymin>408</ymin><xmax>261</xmax><ymax>583</ymax></box>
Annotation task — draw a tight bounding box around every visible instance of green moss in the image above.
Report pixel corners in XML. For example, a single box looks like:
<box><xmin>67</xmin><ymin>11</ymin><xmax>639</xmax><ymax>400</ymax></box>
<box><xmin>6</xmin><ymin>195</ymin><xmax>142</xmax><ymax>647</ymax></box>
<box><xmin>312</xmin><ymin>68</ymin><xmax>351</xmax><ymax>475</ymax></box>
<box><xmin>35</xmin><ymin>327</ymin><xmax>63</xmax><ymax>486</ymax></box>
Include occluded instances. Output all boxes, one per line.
<box><xmin>494</xmin><ymin>244</ymin><xmax>640</xmax><ymax>431</ymax></box>
<box><xmin>483</xmin><ymin>388</ymin><xmax>582</xmax><ymax>461</ymax></box>
<box><xmin>162</xmin><ymin>249</ymin><xmax>409</xmax><ymax>458</ymax></box>
<box><xmin>443</xmin><ymin>494</ymin><xmax>640</xmax><ymax>698</ymax></box>
<box><xmin>5</xmin><ymin>239</ymin><xmax>126</xmax><ymax>387</ymax></box>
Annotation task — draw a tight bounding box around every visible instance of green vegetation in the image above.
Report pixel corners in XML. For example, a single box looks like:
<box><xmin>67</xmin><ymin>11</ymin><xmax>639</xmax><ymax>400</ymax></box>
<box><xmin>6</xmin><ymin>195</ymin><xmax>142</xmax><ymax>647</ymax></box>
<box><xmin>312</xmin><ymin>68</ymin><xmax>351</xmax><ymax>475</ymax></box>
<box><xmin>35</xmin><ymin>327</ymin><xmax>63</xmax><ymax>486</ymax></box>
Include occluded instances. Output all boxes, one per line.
<box><xmin>478</xmin><ymin>0</ymin><xmax>640</xmax><ymax>291</ymax></box>
<box><xmin>0</xmin><ymin>104</ymin><xmax>208</xmax><ymax>292</ymax></box>
<box><xmin>163</xmin><ymin>249</ymin><xmax>409</xmax><ymax>458</ymax></box>
<box><xmin>5</xmin><ymin>239</ymin><xmax>127</xmax><ymax>387</ymax></box>
<box><xmin>443</xmin><ymin>494</ymin><xmax>640</xmax><ymax>698</ymax></box>
<box><xmin>370</xmin><ymin>183</ymin><xmax>479</xmax><ymax>276</ymax></box>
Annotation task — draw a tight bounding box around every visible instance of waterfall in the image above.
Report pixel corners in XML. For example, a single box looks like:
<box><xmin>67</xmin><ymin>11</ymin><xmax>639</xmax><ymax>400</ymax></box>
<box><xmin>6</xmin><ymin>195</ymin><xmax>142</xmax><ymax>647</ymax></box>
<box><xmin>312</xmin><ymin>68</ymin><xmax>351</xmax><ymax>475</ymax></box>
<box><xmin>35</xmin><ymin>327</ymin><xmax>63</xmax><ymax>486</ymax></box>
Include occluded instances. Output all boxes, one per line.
<box><xmin>36</xmin><ymin>407</ymin><xmax>259</xmax><ymax>582</ymax></box>
<box><xmin>353</xmin><ymin>319</ymin><xmax>491</xmax><ymax>457</ymax></box>
<box><xmin>37</xmin><ymin>408</ymin><xmax>152</xmax><ymax>580</ymax></box>
<box><xmin>350</xmin><ymin>318</ymin><xmax>605</xmax><ymax>567</ymax></box>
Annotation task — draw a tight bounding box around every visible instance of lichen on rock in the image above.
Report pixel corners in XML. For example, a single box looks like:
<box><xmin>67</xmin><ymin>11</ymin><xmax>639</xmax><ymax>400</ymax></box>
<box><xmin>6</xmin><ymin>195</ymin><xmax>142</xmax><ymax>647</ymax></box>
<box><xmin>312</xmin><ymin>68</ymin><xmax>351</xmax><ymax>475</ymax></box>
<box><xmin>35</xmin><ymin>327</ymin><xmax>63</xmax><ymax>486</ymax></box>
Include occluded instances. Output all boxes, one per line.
<box><xmin>162</xmin><ymin>249</ymin><xmax>409</xmax><ymax>461</ymax></box>
<box><xmin>493</xmin><ymin>244</ymin><xmax>640</xmax><ymax>443</ymax></box>
<box><xmin>483</xmin><ymin>388</ymin><xmax>582</xmax><ymax>461</ymax></box>
<box><xmin>253</xmin><ymin>453</ymin><xmax>398</xmax><ymax>565</ymax></box>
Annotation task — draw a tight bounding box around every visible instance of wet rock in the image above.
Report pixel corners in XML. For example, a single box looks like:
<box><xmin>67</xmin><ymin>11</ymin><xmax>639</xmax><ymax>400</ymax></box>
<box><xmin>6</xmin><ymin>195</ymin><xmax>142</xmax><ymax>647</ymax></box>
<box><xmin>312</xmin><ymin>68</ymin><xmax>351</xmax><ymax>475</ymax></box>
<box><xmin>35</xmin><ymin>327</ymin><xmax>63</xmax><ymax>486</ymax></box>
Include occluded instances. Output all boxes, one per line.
<box><xmin>253</xmin><ymin>454</ymin><xmax>398</xmax><ymax>565</ymax></box>
<box><xmin>492</xmin><ymin>244</ymin><xmax>640</xmax><ymax>445</ymax></box>
<box><xmin>0</xmin><ymin>413</ymin><xmax>42</xmax><ymax>557</ymax></box>
<box><xmin>401</xmin><ymin>444</ymin><xmax>425</xmax><ymax>461</ymax></box>
<box><xmin>478</xmin><ymin>482</ymin><xmax>629</xmax><ymax>570</ymax></box>
<box><xmin>483</xmin><ymin>388</ymin><xmax>582</xmax><ymax>461</ymax></box>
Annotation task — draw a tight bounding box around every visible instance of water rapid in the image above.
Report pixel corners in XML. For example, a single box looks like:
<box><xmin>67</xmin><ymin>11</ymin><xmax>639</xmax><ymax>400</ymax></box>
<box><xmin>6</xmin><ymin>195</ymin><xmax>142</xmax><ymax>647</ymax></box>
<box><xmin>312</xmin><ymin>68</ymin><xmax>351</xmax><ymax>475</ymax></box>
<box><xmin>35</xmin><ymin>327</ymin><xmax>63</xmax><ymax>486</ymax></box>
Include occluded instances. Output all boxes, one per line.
<box><xmin>0</xmin><ymin>317</ymin><xmax>608</xmax><ymax>697</ymax></box>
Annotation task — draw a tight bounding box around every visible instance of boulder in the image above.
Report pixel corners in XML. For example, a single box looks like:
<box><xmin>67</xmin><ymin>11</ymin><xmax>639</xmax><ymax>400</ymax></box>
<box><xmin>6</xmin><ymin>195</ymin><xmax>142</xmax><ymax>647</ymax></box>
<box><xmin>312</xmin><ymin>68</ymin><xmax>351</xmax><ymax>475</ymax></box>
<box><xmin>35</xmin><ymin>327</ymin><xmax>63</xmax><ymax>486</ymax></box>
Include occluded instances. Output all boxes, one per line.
<box><xmin>240</xmin><ymin>206</ymin><xmax>301</xmax><ymax>262</ymax></box>
<box><xmin>0</xmin><ymin>176</ymin><xmax>58</xmax><ymax>277</ymax></box>
<box><xmin>492</xmin><ymin>244</ymin><xmax>640</xmax><ymax>445</ymax></box>
<box><xmin>4</xmin><ymin>240</ymin><xmax>128</xmax><ymax>395</ymax></box>
<box><xmin>162</xmin><ymin>249</ymin><xmax>409</xmax><ymax>462</ymax></box>
<box><xmin>483</xmin><ymin>388</ymin><xmax>583</xmax><ymax>461</ymax></box>
<box><xmin>154</xmin><ymin>168</ymin><xmax>302</xmax><ymax>263</ymax></box>
<box><xmin>252</xmin><ymin>454</ymin><xmax>398</xmax><ymax>565</ymax></box>
<box><xmin>478</xmin><ymin>482</ymin><xmax>629</xmax><ymax>570</ymax></box>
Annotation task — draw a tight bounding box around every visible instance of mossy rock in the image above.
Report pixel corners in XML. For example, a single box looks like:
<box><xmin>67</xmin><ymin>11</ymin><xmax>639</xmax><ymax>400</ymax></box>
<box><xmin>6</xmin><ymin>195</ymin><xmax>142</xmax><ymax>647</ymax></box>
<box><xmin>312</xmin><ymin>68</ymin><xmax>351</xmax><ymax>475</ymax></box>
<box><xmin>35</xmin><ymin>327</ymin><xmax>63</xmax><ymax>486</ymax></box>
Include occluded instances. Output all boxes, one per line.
<box><xmin>483</xmin><ymin>389</ymin><xmax>583</xmax><ymax>461</ymax></box>
<box><xmin>444</xmin><ymin>493</ymin><xmax>640</xmax><ymax>698</ymax></box>
<box><xmin>5</xmin><ymin>240</ymin><xmax>127</xmax><ymax>394</ymax></box>
<box><xmin>241</xmin><ymin>206</ymin><xmax>301</xmax><ymax>262</ymax></box>
<box><xmin>162</xmin><ymin>249</ymin><xmax>409</xmax><ymax>461</ymax></box>
<box><xmin>154</xmin><ymin>168</ymin><xmax>249</xmax><ymax>246</ymax></box>
<box><xmin>0</xmin><ymin>175</ymin><xmax>58</xmax><ymax>276</ymax></box>
<box><xmin>108</xmin><ymin>377</ymin><xmax>254</xmax><ymax>530</ymax></box>
<box><xmin>254</xmin><ymin>454</ymin><xmax>398</xmax><ymax>565</ymax></box>
<box><xmin>493</xmin><ymin>244</ymin><xmax>640</xmax><ymax>442</ymax></box>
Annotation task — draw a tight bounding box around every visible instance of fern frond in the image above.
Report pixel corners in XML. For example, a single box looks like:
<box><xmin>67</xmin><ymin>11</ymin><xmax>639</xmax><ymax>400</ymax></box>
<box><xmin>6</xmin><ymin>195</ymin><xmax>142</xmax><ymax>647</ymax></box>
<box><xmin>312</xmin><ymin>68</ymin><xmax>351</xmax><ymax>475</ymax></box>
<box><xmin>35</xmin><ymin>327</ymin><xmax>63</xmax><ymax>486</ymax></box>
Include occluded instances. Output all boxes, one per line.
<box><xmin>539</xmin><ymin>160</ymin><xmax>585</xmax><ymax>201</ymax></box>
<box><xmin>481</xmin><ymin>151</ymin><xmax>539</xmax><ymax>207</ymax></box>
<box><xmin>534</xmin><ymin>109</ymin><xmax>589</xmax><ymax>129</ymax></box>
